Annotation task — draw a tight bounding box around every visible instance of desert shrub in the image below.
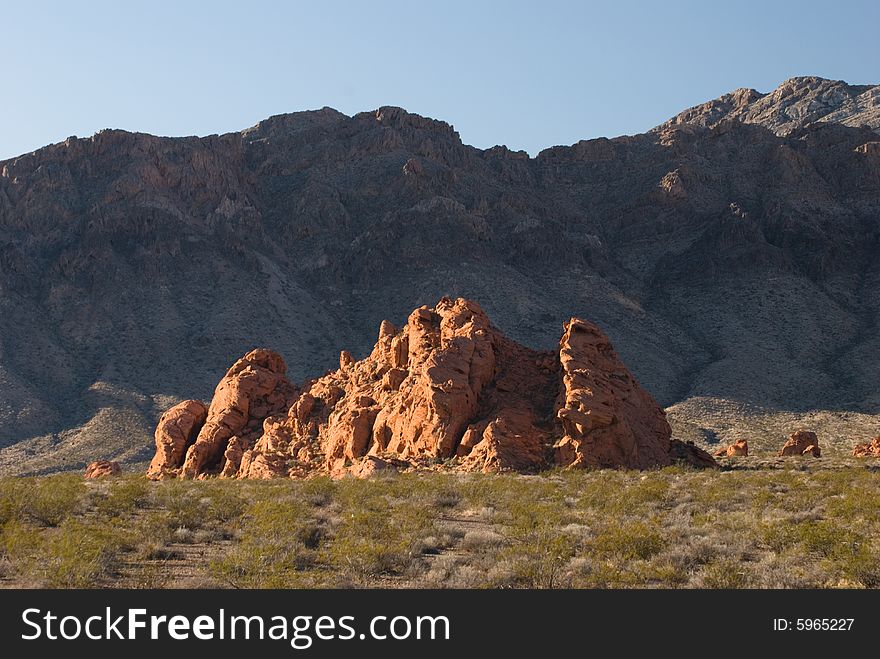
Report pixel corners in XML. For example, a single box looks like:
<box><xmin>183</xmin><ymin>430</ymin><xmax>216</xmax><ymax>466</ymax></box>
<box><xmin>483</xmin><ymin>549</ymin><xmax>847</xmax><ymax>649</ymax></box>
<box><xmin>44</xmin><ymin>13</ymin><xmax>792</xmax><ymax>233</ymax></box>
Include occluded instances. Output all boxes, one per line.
<box><xmin>456</xmin><ymin>474</ymin><xmax>560</xmax><ymax>511</ymax></box>
<box><xmin>211</xmin><ymin>499</ymin><xmax>325</xmax><ymax>588</ymax></box>
<box><xmin>761</xmin><ymin>521</ymin><xmax>801</xmax><ymax>553</ymax></box>
<box><xmin>94</xmin><ymin>477</ymin><xmax>150</xmax><ymax>518</ymax></box>
<box><xmin>841</xmin><ymin>549</ymin><xmax>880</xmax><ymax>587</ymax></box>
<box><xmin>153</xmin><ymin>482</ymin><xmax>206</xmax><ymax>529</ymax></box>
<box><xmin>623</xmin><ymin>477</ymin><xmax>672</xmax><ymax>509</ymax></box>
<box><xmin>491</xmin><ymin>531</ymin><xmax>579</xmax><ymax>588</ymax></box>
<box><xmin>573</xmin><ymin>471</ymin><xmax>672</xmax><ymax>517</ymax></box>
<box><xmin>658</xmin><ymin>538</ymin><xmax>719</xmax><ymax>572</ymax></box>
<box><xmin>694</xmin><ymin>558</ymin><xmax>751</xmax><ymax>588</ymax></box>
<box><xmin>826</xmin><ymin>486</ymin><xmax>880</xmax><ymax>520</ymax></box>
<box><xmin>0</xmin><ymin>475</ymin><xmax>86</xmax><ymax>527</ymax></box>
<box><xmin>798</xmin><ymin>521</ymin><xmax>864</xmax><ymax>560</ymax></box>
<box><xmin>2</xmin><ymin>518</ymin><xmax>133</xmax><ymax>587</ymax></box>
<box><xmin>689</xmin><ymin>477</ymin><xmax>754</xmax><ymax>510</ymax></box>
<box><xmin>460</xmin><ymin>529</ymin><xmax>505</xmax><ymax>551</ymax></box>
<box><xmin>154</xmin><ymin>481</ymin><xmax>246</xmax><ymax>533</ymax></box>
<box><xmin>488</xmin><ymin>497</ymin><xmax>582</xmax><ymax>588</ymax></box>
<box><xmin>636</xmin><ymin>560</ymin><xmax>690</xmax><ymax>587</ymax></box>
<box><xmin>0</xmin><ymin>519</ymin><xmax>42</xmax><ymax>567</ymax></box>
<box><xmin>299</xmin><ymin>477</ymin><xmax>336</xmax><ymax>507</ymax></box>
<box><xmin>592</xmin><ymin>519</ymin><xmax>665</xmax><ymax>561</ymax></box>
<box><xmin>132</xmin><ymin>510</ymin><xmax>176</xmax><ymax>547</ymax></box>
<box><xmin>326</xmin><ymin>503</ymin><xmax>431</xmax><ymax>584</ymax></box>
<box><xmin>432</xmin><ymin>488</ymin><xmax>462</xmax><ymax>509</ymax></box>
<box><xmin>0</xmin><ymin>479</ymin><xmax>21</xmax><ymax>524</ymax></box>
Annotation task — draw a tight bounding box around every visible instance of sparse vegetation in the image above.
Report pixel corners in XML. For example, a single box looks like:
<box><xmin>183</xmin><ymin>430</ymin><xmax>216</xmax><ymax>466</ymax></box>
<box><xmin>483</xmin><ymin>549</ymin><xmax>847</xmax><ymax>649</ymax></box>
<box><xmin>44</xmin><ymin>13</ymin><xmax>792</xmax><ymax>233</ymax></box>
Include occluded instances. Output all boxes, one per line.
<box><xmin>2</xmin><ymin>464</ymin><xmax>880</xmax><ymax>588</ymax></box>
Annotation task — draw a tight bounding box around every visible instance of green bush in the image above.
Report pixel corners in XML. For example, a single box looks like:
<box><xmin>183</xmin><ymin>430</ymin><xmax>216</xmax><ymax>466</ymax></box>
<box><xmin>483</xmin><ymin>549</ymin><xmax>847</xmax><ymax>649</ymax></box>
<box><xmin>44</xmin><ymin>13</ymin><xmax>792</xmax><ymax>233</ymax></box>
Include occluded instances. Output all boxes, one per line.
<box><xmin>326</xmin><ymin>504</ymin><xmax>430</xmax><ymax>584</ymax></box>
<box><xmin>0</xmin><ymin>474</ymin><xmax>86</xmax><ymax>527</ymax></box>
<box><xmin>592</xmin><ymin>519</ymin><xmax>665</xmax><ymax>561</ymax></box>
<box><xmin>94</xmin><ymin>477</ymin><xmax>150</xmax><ymax>518</ymax></box>
<box><xmin>798</xmin><ymin>521</ymin><xmax>864</xmax><ymax>560</ymax></box>
<box><xmin>698</xmin><ymin>558</ymin><xmax>751</xmax><ymax>589</ymax></box>
<box><xmin>154</xmin><ymin>480</ymin><xmax>246</xmax><ymax>533</ymax></box>
<box><xmin>210</xmin><ymin>499</ymin><xmax>324</xmax><ymax>588</ymax></box>
<box><xmin>2</xmin><ymin>518</ymin><xmax>133</xmax><ymax>587</ymax></box>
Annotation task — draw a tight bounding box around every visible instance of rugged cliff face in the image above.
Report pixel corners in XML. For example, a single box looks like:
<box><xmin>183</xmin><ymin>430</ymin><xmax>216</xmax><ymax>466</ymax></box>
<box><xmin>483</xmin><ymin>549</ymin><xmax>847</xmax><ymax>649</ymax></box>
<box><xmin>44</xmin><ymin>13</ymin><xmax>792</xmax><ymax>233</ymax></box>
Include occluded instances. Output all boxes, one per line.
<box><xmin>1</xmin><ymin>76</ymin><xmax>879</xmax><ymax>474</ymax></box>
<box><xmin>147</xmin><ymin>298</ymin><xmax>701</xmax><ymax>478</ymax></box>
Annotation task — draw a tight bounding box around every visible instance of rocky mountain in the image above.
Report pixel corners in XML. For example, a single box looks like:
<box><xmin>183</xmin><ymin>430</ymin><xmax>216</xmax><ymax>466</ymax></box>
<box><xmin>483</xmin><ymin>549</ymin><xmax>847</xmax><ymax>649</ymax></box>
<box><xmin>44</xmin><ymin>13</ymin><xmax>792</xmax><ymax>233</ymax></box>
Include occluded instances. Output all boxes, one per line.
<box><xmin>1</xmin><ymin>76</ymin><xmax>879</xmax><ymax>474</ymax></box>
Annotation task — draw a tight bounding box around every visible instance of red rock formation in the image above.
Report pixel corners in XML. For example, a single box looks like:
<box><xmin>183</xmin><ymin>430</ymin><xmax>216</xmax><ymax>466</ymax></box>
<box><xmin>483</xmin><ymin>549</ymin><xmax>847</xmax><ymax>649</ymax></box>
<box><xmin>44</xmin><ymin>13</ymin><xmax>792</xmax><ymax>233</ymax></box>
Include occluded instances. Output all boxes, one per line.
<box><xmin>778</xmin><ymin>430</ymin><xmax>821</xmax><ymax>457</ymax></box>
<box><xmin>236</xmin><ymin>298</ymin><xmax>558</xmax><ymax>478</ymax></box>
<box><xmin>554</xmin><ymin>319</ymin><xmax>673</xmax><ymax>469</ymax></box>
<box><xmin>669</xmin><ymin>440</ymin><xmax>719</xmax><ymax>469</ymax></box>
<box><xmin>146</xmin><ymin>400</ymin><xmax>208</xmax><ymax>480</ymax></box>
<box><xmin>714</xmin><ymin>438</ymin><xmax>749</xmax><ymax>457</ymax></box>
<box><xmin>150</xmin><ymin>298</ymin><xmax>715</xmax><ymax>479</ymax></box>
<box><xmin>178</xmin><ymin>349</ymin><xmax>296</xmax><ymax>479</ymax></box>
<box><xmin>84</xmin><ymin>460</ymin><xmax>121</xmax><ymax>479</ymax></box>
<box><xmin>852</xmin><ymin>436</ymin><xmax>880</xmax><ymax>457</ymax></box>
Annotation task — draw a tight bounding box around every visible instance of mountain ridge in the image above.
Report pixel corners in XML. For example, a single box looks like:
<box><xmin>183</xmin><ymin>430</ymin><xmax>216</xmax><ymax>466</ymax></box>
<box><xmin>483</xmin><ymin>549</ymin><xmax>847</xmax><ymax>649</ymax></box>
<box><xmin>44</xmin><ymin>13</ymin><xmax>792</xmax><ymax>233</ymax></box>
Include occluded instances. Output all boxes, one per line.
<box><xmin>5</xmin><ymin>76</ymin><xmax>877</xmax><ymax>167</ymax></box>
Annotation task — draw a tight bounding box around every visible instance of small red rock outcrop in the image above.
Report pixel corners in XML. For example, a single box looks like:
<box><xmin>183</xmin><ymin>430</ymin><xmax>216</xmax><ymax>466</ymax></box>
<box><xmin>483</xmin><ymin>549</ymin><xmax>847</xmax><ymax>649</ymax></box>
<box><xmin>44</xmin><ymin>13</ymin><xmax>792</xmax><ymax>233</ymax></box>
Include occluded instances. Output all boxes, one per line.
<box><xmin>853</xmin><ymin>436</ymin><xmax>880</xmax><ymax>457</ymax></box>
<box><xmin>714</xmin><ymin>439</ymin><xmax>749</xmax><ymax>457</ymax></box>
<box><xmin>778</xmin><ymin>430</ymin><xmax>821</xmax><ymax>457</ymax></box>
<box><xmin>84</xmin><ymin>460</ymin><xmax>121</xmax><ymax>479</ymax></box>
<box><xmin>150</xmin><ymin>298</ymin><xmax>716</xmax><ymax>479</ymax></box>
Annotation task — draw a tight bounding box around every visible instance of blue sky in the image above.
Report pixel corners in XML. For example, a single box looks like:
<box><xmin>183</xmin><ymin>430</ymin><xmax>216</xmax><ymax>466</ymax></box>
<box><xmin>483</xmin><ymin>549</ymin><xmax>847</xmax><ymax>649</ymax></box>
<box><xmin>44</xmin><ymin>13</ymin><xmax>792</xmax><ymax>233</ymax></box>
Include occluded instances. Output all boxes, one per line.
<box><xmin>2</xmin><ymin>0</ymin><xmax>878</xmax><ymax>160</ymax></box>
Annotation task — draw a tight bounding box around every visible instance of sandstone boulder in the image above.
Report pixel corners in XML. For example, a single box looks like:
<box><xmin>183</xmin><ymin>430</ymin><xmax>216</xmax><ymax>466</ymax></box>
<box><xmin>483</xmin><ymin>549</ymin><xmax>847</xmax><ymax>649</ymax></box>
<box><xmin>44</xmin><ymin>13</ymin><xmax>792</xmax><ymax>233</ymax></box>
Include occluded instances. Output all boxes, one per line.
<box><xmin>175</xmin><ymin>349</ymin><xmax>296</xmax><ymax>479</ymax></box>
<box><xmin>714</xmin><ymin>439</ymin><xmax>749</xmax><ymax>457</ymax></box>
<box><xmin>778</xmin><ymin>430</ymin><xmax>821</xmax><ymax>457</ymax></box>
<box><xmin>84</xmin><ymin>460</ymin><xmax>121</xmax><ymax>479</ymax></box>
<box><xmin>554</xmin><ymin>318</ymin><xmax>673</xmax><ymax>469</ymax></box>
<box><xmin>146</xmin><ymin>399</ymin><xmax>208</xmax><ymax>480</ymax></box>
<box><xmin>853</xmin><ymin>436</ymin><xmax>880</xmax><ymax>457</ymax></box>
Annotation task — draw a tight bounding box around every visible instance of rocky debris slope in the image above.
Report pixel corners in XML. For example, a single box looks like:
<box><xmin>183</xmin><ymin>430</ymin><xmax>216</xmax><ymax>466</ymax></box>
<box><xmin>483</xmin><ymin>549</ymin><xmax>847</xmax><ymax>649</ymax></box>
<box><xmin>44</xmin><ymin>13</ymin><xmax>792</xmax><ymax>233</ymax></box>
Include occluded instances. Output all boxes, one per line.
<box><xmin>148</xmin><ymin>298</ymin><xmax>712</xmax><ymax>478</ymax></box>
<box><xmin>714</xmin><ymin>439</ymin><xmax>749</xmax><ymax>457</ymax></box>
<box><xmin>852</xmin><ymin>436</ymin><xmax>880</xmax><ymax>457</ymax></box>
<box><xmin>658</xmin><ymin>76</ymin><xmax>880</xmax><ymax>135</ymax></box>
<box><xmin>778</xmin><ymin>430</ymin><xmax>821</xmax><ymax>457</ymax></box>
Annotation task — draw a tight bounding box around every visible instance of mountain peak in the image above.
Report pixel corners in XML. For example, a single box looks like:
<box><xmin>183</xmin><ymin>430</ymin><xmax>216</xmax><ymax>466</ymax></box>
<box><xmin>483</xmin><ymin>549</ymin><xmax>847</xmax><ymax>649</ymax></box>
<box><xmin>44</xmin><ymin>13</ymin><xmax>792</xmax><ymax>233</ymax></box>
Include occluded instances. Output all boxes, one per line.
<box><xmin>657</xmin><ymin>76</ymin><xmax>880</xmax><ymax>136</ymax></box>
<box><xmin>240</xmin><ymin>107</ymin><xmax>349</xmax><ymax>141</ymax></box>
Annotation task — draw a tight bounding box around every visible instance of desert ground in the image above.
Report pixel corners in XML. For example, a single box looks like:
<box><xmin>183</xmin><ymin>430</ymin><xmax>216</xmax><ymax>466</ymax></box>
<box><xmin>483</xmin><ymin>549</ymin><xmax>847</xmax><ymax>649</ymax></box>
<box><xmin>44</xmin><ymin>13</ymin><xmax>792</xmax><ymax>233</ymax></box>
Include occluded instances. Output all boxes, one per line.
<box><xmin>3</xmin><ymin>462</ymin><xmax>880</xmax><ymax>589</ymax></box>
